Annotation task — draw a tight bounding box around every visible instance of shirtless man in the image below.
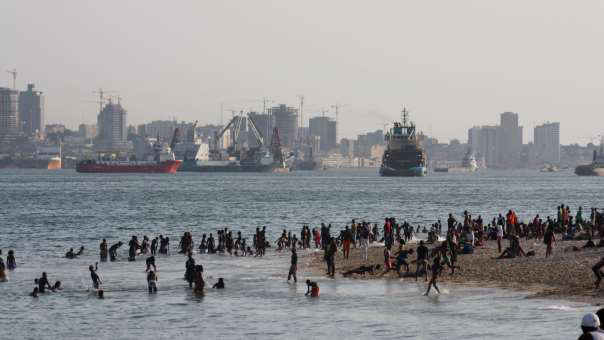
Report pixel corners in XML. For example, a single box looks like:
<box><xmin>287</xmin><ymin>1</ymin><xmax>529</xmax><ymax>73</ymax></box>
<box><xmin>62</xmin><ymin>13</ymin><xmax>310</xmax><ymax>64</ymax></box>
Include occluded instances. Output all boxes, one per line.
<box><xmin>89</xmin><ymin>263</ymin><xmax>102</xmax><ymax>290</ymax></box>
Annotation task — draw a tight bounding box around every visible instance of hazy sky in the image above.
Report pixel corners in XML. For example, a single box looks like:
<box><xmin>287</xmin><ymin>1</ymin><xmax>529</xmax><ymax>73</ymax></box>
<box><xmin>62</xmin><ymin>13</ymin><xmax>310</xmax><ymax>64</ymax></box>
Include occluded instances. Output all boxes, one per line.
<box><xmin>2</xmin><ymin>1</ymin><xmax>604</xmax><ymax>144</ymax></box>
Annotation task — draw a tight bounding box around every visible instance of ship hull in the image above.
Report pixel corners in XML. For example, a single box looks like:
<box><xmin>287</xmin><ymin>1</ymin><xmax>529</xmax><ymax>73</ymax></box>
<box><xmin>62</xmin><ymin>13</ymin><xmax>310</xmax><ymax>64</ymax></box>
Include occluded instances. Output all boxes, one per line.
<box><xmin>575</xmin><ymin>164</ymin><xmax>604</xmax><ymax>176</ymax></box>
<box><xmin>178</xmin><ymin>160</ymin><xmax>275</xmax><ymax>173</ymax></box>
<box><xmin>379</xmin><ymin>165</ymin><xmax>427</xmax><ymax>177</ymax></box>
<box><xmin>0</xmin><ymin>158</ymin><xmax>61</xmax><ymax>170</ymax></box>
<box><xmin>76</xmin><ymin>160</ymin><xmax>181</xmax><ymax>174</ymax></box>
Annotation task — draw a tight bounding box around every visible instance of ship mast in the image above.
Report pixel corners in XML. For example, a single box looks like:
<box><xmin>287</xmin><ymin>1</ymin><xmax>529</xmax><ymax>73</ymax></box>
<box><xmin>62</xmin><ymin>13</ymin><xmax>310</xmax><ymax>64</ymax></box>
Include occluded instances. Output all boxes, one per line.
<box><xmin>401</xmin><ymin>106</ymin><xmax>409</xmax><ymax>127</ymax></box>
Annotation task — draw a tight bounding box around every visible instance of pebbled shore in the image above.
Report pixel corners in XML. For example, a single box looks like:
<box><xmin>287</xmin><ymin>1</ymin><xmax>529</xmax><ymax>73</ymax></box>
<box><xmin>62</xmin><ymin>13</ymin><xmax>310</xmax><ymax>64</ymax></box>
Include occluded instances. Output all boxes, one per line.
<box><xmin>302</xmin><ymin>237</ymin><xmax>604</xmax><ymax>305</ymax></box>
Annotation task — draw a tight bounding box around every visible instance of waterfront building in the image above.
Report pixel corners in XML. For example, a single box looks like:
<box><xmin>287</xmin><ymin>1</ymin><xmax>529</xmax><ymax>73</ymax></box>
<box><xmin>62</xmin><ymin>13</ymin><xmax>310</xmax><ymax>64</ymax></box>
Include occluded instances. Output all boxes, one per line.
<box><xmin>497</xmin><ymin>112</ymin><xmax>523</xmax><ymax>168</ymax></box>
<box><xmin>0</xmin><ymin>87</ymin><xmax>19</xmax><ymax>144</ymax></box>
<box><xmin>309</xmin><ymin>116</ymin><xmax>336</xmax><ymax>153</ymax></box>
<box><xmin>534</xmin><ymin>122</ymin><xmax>560</xmax><ymax>164</ymax></box>
<box><xmin>95</xmin><ymin>100</ymin><xmax>128</xmax><ymax>152</ymax></box>
<box><xmin>270</xmin><ymin>104</ymin><xmax>298</xmax><ymax>148</ymax></box>
<box><xmin>18</xmin><ymin>84</ymin><xmax>44</xmax><ymax>136</ymax></box>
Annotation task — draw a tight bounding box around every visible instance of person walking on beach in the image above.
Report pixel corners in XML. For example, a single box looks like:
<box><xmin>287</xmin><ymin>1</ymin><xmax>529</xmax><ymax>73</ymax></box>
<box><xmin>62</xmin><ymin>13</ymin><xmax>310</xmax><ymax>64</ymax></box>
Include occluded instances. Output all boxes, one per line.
<box><xmin>496</xmin><ymin>222</ymin><xmax>504</xmax><ymax>253</ymax></box>
<box><xmin>360</xmin><ymin>223</ymin><xmax>369</xmax><ymax>261</ymax></box>
<box><xmin>287</xmin><ymin>248</ymin><xmax>298</xmax><ymax>283</ymax></box>
<box><xmin>544</xmin><ymin>226</ymin><xmax>556</xmax><ymax>258</ymax></box>
<box><xmin>415</xmin><ymin>241</ymin><xmax>429</xmax><ymax>281</ymax></box>
<box><xmin>325</xmin><ymin>238</ymin><xmax>336</xmax><ymax>277</ymax></box>
<box><xmin>342</xmin><ymin>226</ymin><xmax>352</xmax><ymax>259</ymax></box>
<box><xmin>424</xmin><ymin>254</ymin><xmax>444</xmax><ymax>296</ymax></box>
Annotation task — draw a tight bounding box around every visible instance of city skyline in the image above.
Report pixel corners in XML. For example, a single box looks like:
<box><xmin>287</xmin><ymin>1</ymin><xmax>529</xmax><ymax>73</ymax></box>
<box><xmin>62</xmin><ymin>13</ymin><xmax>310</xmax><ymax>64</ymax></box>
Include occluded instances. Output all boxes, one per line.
<box><xmin>3</xmin><ymin>1</ymin><xmax>604</xmax><ymax>144</ymax></box>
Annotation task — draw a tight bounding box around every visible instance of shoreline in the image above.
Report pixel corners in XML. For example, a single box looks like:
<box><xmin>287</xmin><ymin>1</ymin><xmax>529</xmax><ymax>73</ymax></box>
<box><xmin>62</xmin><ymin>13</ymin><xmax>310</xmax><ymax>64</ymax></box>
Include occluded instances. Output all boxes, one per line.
<box><xmin>302</xmin><ymin>237</ymin><xmax>604</xmax><ymax>305</ymax></box>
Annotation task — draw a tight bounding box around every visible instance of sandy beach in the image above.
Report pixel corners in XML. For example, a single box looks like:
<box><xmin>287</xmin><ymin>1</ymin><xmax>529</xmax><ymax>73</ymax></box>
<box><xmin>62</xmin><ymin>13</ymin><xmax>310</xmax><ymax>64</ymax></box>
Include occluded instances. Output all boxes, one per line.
<box><xmin>303</xmin><ymin>237</ymin><xmax>604</xmax><ymax>305</ymax></box>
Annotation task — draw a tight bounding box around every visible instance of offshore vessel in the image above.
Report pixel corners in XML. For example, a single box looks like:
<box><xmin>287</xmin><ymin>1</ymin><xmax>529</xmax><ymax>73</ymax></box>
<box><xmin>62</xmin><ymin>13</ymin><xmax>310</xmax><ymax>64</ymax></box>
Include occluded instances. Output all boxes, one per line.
<box><xmin>178</xmin><ymin>112</ymin><xmax>283</xmax><ymax>173</ymax></box>
<box><xmin>434</xmin><ymin>149</ymin><xmax>478</xmax><ymax>173</ymax></box>
<box><xmin>379</xmin><ymin>107</ymin><xmax>427</xmax><ymax>177</ymax></box>
<box><xmin>575</xmin><ymin>139</ymin><xmax>604</xmax><ymax>176</ymax></box>
<box><xmin>77</xmin><ymin>134</ymin><xmax>181</xmax><ymax>174</ymax></box>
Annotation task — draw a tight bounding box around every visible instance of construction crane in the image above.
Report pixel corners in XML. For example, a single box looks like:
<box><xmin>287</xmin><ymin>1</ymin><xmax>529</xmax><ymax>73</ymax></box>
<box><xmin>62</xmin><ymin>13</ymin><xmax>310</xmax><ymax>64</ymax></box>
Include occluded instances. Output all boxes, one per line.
<box><xmin>6</xmin><ymin>69</ymin><xmax>17</xmax><ymax>89</ymax></box>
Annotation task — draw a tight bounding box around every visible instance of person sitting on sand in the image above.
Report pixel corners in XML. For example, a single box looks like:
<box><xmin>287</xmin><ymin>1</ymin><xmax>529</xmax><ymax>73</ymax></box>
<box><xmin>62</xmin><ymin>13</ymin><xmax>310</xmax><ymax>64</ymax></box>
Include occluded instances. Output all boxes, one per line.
<box><xmin>498</xmin><ymin>235</ymin><xmax>525</xmax><ymax>259</ymax></box>
<box><xmin>584</xmin><ymin>236</ymin><xmax>596</xmax><ymax>249</ymax></box>
<box><xmin>343</xmin><ymin>264</ymin><xmax>381</xmax><ymax>277</ymax></box>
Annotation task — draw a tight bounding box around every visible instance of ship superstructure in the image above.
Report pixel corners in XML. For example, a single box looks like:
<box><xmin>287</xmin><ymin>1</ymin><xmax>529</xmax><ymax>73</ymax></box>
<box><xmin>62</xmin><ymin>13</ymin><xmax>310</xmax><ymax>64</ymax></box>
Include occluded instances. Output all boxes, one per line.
<box><xmin>379</xmin><ymin>107</ymin><xmax>427</xmax><ymax>177</ymax></box>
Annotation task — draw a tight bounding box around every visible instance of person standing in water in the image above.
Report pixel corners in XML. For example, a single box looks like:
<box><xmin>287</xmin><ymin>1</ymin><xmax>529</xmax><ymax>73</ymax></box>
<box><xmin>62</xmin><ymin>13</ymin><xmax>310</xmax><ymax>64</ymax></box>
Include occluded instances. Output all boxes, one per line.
<box><xmin>100</xmin><ymin>239</ymin><xmax>108</xmax><ymax>262</ymax></box>
<box><xmin>89</xmin><ymin>263</ymin><xmax>102</xmax><ymax>290</ymax></box>
<box><xmin>193</xmin><ymin>265</ymin><xmax>205</xmax><ymax>295</ymax></box>
<box><xmin>147</xmin><ymin>270</ymin><xmax>158</xmax><ymax>294</ymax></box>
<box><xmin>109</xmin><ymin>241</ymin><xmax>123</xmax><ymax>262</ymax></box>
<box><xmin>184</xmin><ymin>254</ymin><xmax>196</xmax><ymax>288</ymax></box>
<box><xmin>6</xmin><ymin>250</ymin><xmax>16</xmax><ymax>270</ymax></box>
<box><xmin>38</xmin><ymin>272</ymin><xmax>52</xmax><ymax>293</ymax></box>
<box><xmin>287</xmin><ymin>248</ymin><xmax>298</xmax><ymax>283</ymax></box>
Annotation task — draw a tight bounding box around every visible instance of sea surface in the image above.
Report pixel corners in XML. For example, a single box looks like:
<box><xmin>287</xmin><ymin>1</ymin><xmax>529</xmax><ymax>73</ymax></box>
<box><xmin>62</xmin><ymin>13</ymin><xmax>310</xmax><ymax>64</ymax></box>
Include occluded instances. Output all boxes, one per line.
<box><xmin>0</xmin><ymin>168</ymin><xmax>601</xmax><ymax>339</ymax></box>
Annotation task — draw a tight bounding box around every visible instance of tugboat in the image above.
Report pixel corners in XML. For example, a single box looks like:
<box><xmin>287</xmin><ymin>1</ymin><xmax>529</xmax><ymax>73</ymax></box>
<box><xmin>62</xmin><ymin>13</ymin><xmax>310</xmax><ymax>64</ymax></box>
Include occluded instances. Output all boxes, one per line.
<box><xmin>379</xmin><ymin>107</ymin><xmax>427</xmax><ymax>177</ymax></box>
<box><xmin>575</xmin><ymin>139</ymin><xmax>604</xmax><ymax>176</ymax></box>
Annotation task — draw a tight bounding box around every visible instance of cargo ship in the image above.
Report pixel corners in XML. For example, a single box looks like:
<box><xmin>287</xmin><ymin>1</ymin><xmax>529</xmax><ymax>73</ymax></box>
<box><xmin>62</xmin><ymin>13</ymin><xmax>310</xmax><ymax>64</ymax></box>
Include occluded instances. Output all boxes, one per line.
<box><xmin>0</xmin><ymin>145</ymin><xmax>62</xmax><ymax>170</ymax></box>
<box><xmin>178</xmin><ymin>113</ymin><xmax>284</xmax><ymax>173</ymax></box>
<box><xmin>379</xmin><ymin>107</ymin><xmax>427</xmax><ymax>177</ymax></box>
<box><xmin>575</xmin><ymin>140</ymin><xmax>604</xmax><ymax>176</ymax></box>
<box><xmin>77</xmin><ymin>140</ymin><xmax>181</xmax><ymax>174</ymax></box>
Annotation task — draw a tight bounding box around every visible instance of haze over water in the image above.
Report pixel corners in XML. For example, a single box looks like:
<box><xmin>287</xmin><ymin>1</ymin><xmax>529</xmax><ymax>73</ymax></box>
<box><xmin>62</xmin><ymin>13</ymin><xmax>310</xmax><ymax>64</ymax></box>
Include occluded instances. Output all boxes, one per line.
<box><xmin>0</xmin><ymin>169</ymin><xmax>600</xmax><ymax>339</ymax></box>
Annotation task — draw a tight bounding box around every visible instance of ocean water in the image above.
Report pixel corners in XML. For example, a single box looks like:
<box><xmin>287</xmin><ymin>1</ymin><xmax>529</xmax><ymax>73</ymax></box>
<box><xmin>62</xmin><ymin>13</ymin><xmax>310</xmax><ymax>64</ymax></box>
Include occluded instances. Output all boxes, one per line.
<box><xmin>0</xmin><ymin>168</ymin><xmax>601</xmax><ymax>339</ymax></box>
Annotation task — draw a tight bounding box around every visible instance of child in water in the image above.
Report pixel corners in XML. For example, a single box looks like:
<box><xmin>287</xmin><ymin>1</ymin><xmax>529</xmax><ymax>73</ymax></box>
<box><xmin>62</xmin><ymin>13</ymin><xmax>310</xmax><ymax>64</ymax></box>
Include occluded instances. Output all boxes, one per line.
<box><xmin>305</xmin><ymin>280</ymin><xmax>319</xmax><ymax>297</ymax></box>
<box><xmin>212</xmin><ymin>278</ymin><xmax>225</xmax><ymax>289</ymax></box>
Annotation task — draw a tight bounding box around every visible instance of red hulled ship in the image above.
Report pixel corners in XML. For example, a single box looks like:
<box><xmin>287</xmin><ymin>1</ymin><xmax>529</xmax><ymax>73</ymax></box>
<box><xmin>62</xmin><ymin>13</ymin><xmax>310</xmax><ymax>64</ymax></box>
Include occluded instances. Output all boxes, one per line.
<box><xmin>76</xmin><ymin>159</ymin><xmax>181</xmax><ymax>173</ymax></box>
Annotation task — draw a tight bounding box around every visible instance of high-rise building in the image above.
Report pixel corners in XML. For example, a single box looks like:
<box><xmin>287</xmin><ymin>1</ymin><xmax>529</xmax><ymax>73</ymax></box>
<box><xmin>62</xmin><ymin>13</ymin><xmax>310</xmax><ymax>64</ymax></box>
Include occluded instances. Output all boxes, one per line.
<box><xmin>270</xmin><ymin>104</ymin><xmax>298</xmax><ymax>148</ymax></box>
<box><xmin>309</xmin><ymin>116</ymin><xmax>337</xmax><ymax>153</ymax></box>
<box><xmin>534</xmin><ymin>122</ymin><xmax>560</xmax><ymax>164</ymax></box>
<box><xmin>18</xmin><ymin>84</ymin><xmax>44</xmax><ymax>136</ymax></box>
<box><xmin>497</xmin><ymin>112</ymin><xmax>523</xmax><ymax>168</ymax></box>
<box><xmin>0</xmin><ymin>87</ymin><xmax>19</xmax><ymax>144</ymax></box>
<box><xmin>467</xmin><ymin>126</ymin><xmax>481</xmax><ymax>153</ymax></box>
<box><xmin>95</xmin><ymin>100</ymin><xmax>128</xmax><ymax>152</ymax></box>
<box><xmin>78</xmin><ymin>123</ymin><xmax>97</xmax><ymax>139</ymax></box>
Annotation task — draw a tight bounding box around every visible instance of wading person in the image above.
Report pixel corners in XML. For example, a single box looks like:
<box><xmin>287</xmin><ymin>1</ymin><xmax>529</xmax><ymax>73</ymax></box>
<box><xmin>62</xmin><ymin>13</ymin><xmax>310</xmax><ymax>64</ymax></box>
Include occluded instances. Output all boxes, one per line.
<box><xmin>424</xmin><ymin>254</ymin><xmax>444</xmax><ymax>296</ymax></box>
<box><xmin>287</xmin><ymin>248</ymin><xmax>297</xmax><ymax>283</ymax></box>
<box><xmin>89</xmin><ymin>263</ymin><xmax>102</xmax><ymax>290</ymax></box>
<box><xmin>100</xmin><ymin>239</ymin><xmax>108</xmax><ymax>262</ymax></box>
<box><xmin>147</xmin><ymin>270</ymin><xmax>158</xmax><ymax>294</ymax></box>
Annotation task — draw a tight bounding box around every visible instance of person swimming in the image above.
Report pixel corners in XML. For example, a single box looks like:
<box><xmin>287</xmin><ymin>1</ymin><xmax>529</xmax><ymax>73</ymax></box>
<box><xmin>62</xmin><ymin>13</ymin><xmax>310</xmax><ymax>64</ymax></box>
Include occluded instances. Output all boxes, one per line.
<box><xmin>52</xmin><ymin>281</ymin><xmax>63</xmax><ymax>291</ymax></box>
<box><xmin>212</xmin><ymin>278</ymin><xmax>225</xmax><ymax>289</ymax></box>
<box><xmin>305</xmin><ymin>280</ymin><xmax>319</xmax><ymax>297</ymax></box>
<box><xmin>30</xmin><ymin>287</ymin><xmax>39</xmax><ymax>297</ymax></box>
<box><xmin>65</xmin><ymin>248</ymin><xmax>75</xmax><ymax>259</ymax></box>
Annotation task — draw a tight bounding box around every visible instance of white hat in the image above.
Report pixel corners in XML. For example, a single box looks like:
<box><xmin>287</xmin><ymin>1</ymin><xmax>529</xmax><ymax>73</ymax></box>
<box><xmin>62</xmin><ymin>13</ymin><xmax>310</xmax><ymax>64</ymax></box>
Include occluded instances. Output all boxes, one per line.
<box><xmin>582</xmin><ymin>313</ymin><xmax>600</xmax><ymax>328</ymax></box>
